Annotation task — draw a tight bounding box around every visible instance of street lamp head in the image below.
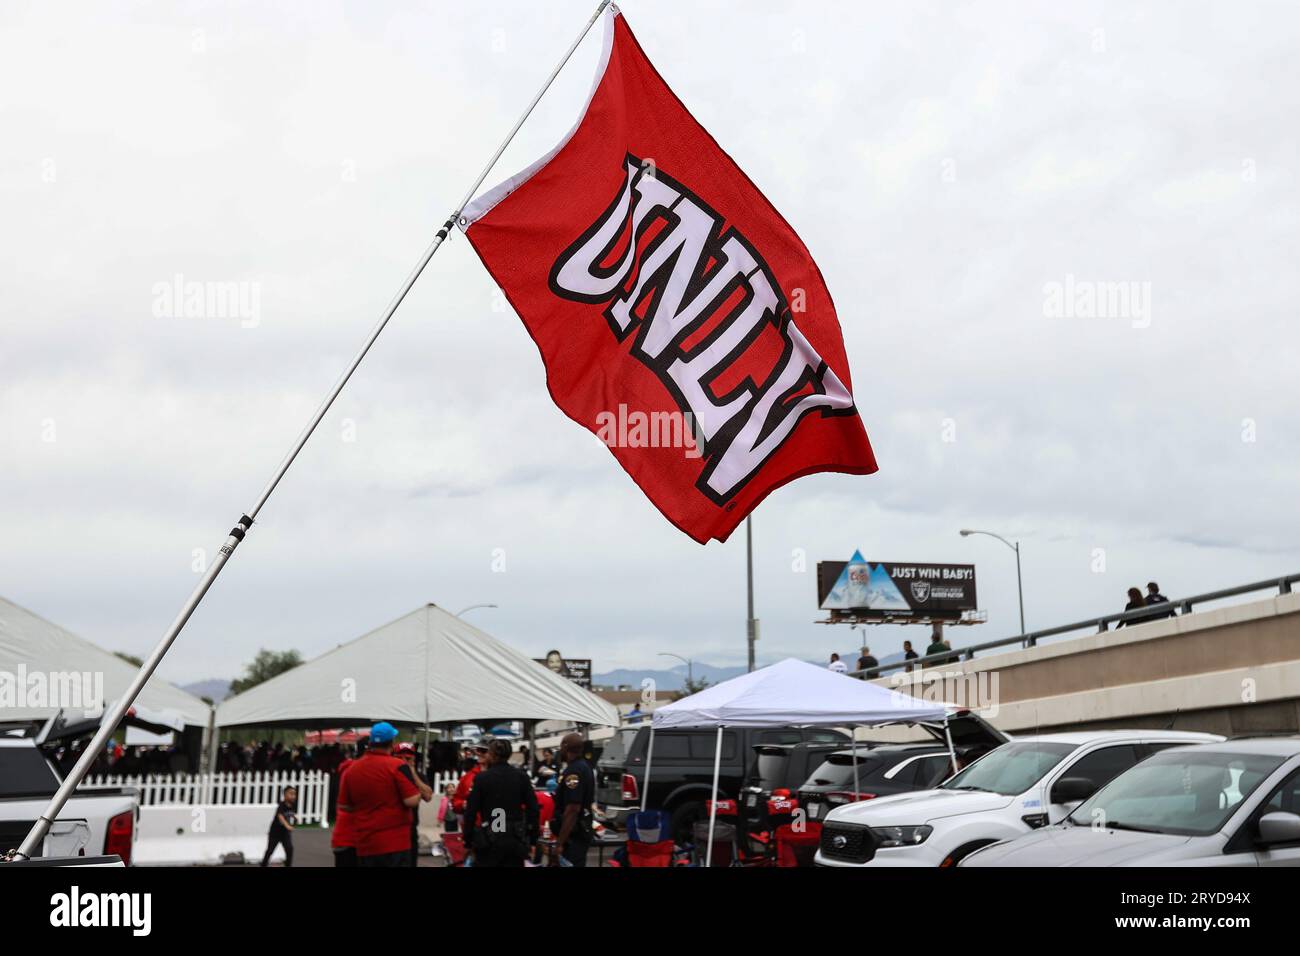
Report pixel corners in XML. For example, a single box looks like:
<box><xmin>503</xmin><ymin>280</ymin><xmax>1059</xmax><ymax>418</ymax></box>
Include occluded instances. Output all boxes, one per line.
<box><xmin>454</xmin><ymin>603</ymin><xmax>499</xmax><ymax>618</ymax></box>
<box><xmin>959</xmin><ymin>529</ymin><xmax>973</xmax><ymax>536</ymax></box>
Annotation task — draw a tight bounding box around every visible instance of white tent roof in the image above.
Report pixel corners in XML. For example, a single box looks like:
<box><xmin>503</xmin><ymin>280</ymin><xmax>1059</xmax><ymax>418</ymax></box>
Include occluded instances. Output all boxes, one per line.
<box><xmin>215</xmin><ymin>604</ymin><xmax>619</xmax><ymax>729</ymax></box>
<box><xmin>0</xmin><ymin>596</ymin><xmax>212</xmax><ymax>728</ymax></box>
<box><xmin>651</xmin><ymin>657</ymin><xmax>949</xmax><ymax>729</ymax></box>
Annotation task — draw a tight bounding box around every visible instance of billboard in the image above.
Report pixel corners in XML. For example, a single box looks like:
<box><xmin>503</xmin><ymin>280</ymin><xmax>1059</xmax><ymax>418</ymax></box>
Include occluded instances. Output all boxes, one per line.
<box><xmin>534</xmin><ymin>650</ymin><xmax>593</xmax><ymax>690</ymax></box>
<box><xmin>818</xmin><ymin>550</ymin><xmax>977</xmax><ymax>621</ymax></box>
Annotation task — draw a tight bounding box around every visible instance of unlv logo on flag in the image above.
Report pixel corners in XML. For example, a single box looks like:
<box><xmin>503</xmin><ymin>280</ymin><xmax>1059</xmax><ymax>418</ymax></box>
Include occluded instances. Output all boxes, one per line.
<box><xmin>461</xmin><ymin>7</ymin><xmax>877</xmax><ymax>542</ymax></box>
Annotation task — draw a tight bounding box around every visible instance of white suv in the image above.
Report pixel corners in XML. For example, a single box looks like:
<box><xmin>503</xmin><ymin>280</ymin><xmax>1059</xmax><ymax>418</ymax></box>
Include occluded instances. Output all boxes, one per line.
<box><xmin>815</xmin><ymin>730</ymin><xmax>1222</xmax><ymax>867</ymax></box>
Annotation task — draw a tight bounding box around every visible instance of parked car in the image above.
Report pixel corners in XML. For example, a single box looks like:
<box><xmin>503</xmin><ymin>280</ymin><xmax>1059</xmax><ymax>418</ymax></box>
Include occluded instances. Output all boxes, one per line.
<box><xmin>816</xmin><ymin>729</ymin><xmax>1223</xmax><ymax>867</ymax></box>
<box><xmin>797</xmin><ymin>711</ymin><xmax>1007</xmax><ymax>823</ymax></box>
<box><xmin>597</xmin><ymin>725</ymin><xmax>850</xmax><ymax>841</ymax></box>
<box><xmin>961</xmin><ymin>737</ymin><xmax>1300</xmax><ymax>867</ymax></box>
<box><xmin>747</xmin><ymin>741</ymin><xmax>852</xmax><ymax>797</ymax></box>
<box><xmin>0</xmin><ymin>728</ymin><xmax>139</xmax><ymax>863</ymax></box>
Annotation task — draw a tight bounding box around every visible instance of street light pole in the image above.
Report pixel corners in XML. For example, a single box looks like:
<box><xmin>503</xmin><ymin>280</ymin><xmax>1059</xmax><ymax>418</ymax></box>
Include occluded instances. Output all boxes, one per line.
<box><xmin>454</xmin><ymin>603</ymin><xmax>498</xmax><ymax>618</ymax></box>
<box><xmin>745</xmin><ymin>516</ymin><xmax>756</xmax><ymax>672</ymax></box>
<box><xmin>658</xmin><ymin>652</ymin><xmax>694</xmax><ymax>688</ymax></box>
<box><xmin>959</xmin><ymin>528</ymin><xmax>1026</xmax><ymax>641</ymax></box>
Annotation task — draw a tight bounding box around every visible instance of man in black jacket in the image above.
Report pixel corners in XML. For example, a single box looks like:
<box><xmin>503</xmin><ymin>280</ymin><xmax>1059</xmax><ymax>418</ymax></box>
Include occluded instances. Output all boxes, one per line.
<box><xmin>1145</xmin><ymin>581</ymin><xmax>1176</xmax><ymax>618</ymax></box>
<box><xmin>465</xmin><ymin>739</ymin><xmax>539</xmax><ymax>867</ymax></box>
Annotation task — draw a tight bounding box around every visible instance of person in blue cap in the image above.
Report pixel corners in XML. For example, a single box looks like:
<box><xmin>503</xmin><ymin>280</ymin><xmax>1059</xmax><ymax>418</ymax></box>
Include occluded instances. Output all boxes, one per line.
<box><xmin>337</xmin><ymin>722</ymin><xmax>422</xmax><ymax>866</ymax></box>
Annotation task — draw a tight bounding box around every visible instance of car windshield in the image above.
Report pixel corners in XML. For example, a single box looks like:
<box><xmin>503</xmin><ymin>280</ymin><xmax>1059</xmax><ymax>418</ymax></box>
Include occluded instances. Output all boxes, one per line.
<box><xmin>808</xmin><ymin>753</ymin><xmax>879</xmax><ymax>788</ymax></box>
<box><xmin>940</xmin><ymin>741</ymin><xmax>1077</xmax><ymax>796</ymax></box>
<box><xmin>1068</xmin><ymin>750</ymin><xmax>1286</xmax><ymax>836</ymax></box>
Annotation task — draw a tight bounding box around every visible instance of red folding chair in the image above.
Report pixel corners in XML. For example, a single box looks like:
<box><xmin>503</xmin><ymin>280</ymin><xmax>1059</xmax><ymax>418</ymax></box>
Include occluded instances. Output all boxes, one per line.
<box><xmin>775</xmin><ymin>820</ymin><xmax>822</xmax><ymax>867</ymax></box>
<box><xmin>440</xmin><ymin>830</ymin><xmax>469</xmax><ymax>867</ymax></box>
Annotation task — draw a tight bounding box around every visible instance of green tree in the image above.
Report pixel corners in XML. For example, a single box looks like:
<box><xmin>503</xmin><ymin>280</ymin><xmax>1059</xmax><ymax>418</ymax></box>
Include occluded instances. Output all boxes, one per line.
<box><xmin>677</xmin><ymin>674</ymin><xmax>711</xmax><ymax>699</ymax></box>
<box><xmin>229</xmin><ymin>648</ymin><xmax>303</xmax><ymax>695</ymax></box>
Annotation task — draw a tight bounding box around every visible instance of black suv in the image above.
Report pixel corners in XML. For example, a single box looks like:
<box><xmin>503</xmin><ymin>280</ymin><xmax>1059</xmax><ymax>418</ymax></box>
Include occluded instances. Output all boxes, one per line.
<box><xmin>597</xmin><ymin>725</ymin><xmax>851</xmax><ymax>841</ymax></box>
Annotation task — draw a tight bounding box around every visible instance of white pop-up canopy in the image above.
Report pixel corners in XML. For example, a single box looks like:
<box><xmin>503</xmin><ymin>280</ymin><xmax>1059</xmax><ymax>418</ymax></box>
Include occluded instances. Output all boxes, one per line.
<box><xmin>650</xmin><ymin>658</ymin><xmax>954</xmax><ymax>865</ymax></box>
<box><xmin>215</xmin><ymin>604</ymin><xmax>619</xmax><ymax>729</ymax></box>
<box><xmin>0</xmin><ymin>596</ymin><xmax>211</xmax><ymax>729</ymax></box>
<box><xmin>651</xmin><ymin>657</ymin><xmax>948</xmax><ymax>729</ymax></box>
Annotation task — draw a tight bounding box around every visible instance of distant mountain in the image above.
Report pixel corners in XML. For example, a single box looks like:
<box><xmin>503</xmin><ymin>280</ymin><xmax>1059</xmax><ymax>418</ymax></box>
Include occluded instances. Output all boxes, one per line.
<box><xmin>593</xmin><ymin>663</ymin><xmax>748</xmax><ymax>692</ymax></box>
<box><xmin>182</xmin><ymin>678</ymin><xmax>232</xmax><ymax>702</ymax></box>
<box><xmin>596</xmin><ymin>652</ymin><xmax>911</xmax><ymax>691</ymax></box>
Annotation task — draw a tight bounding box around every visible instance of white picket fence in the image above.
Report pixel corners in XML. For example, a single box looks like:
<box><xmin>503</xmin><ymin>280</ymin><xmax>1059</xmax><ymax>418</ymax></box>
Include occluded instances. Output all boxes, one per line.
<box><xmin>427</xmin><ymin>771</ymin><xmax>462</xmax><ymax>797</ymax></box>
<box><xmin>82</xmin><ymin>771</ymin><xmax>332</xmax><ymax>824</ymax></box>
<box><xmin>81</xmin><ymin>769</ymin><xmax>465</xmax><ymax>826</ymax></box>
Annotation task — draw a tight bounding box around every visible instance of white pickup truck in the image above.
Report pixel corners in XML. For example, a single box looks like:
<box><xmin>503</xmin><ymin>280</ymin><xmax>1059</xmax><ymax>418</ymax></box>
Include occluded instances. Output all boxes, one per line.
<box><xmin>0</xmin><ymin>731</ymin><xmax>138</xmax><ymax>864</ymax></box>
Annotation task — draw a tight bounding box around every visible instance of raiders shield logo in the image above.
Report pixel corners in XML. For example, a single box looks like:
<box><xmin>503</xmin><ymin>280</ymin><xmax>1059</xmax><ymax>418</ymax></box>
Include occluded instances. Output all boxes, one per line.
<box><xmin>910</xmin><ymin>581</ymin><xmax>931</xmax><ymax>603</ymax></box>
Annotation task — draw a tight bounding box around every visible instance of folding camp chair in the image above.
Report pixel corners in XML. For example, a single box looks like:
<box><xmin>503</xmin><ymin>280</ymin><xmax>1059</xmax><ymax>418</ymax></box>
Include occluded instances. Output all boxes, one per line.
<box><xmin>695</xmin><ymin>799</ymin><xmax>737</xmax><ymax>866</ymax></box>
<box><xmin>622</xmin><ymin>810</ymin><xmax>675</xmax><ymax>867</ymax></box>
<box><xmin>439</xmin><ymin>830</ymin><xmax>470</xmax><ymax>867</ymax></box>
<box><xmin>775</xmin><ymin>819</ymin><xmax>822</xmax><ymax>867</ymax></box>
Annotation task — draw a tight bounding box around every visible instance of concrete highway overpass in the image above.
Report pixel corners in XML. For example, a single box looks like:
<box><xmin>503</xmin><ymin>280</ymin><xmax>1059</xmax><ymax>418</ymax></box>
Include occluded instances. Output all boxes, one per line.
<box><xmin>880</xmin><ymin>587</ymin><xmax>1300</xmax><ymax>737</ymax></box>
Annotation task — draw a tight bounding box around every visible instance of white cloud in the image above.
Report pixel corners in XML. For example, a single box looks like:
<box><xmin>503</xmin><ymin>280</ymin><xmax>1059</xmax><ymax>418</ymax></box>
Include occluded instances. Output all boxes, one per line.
<box><xmin>2</xmin><ymin>1</ymin><xmax>1297</xmax><ymax>684</ymax></box>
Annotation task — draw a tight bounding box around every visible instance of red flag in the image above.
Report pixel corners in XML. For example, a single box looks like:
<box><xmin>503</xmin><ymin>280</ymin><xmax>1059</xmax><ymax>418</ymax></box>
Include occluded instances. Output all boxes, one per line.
<box><xmin>460</xmin><ymin>7</ymin><xmax>877</xmax><ymax>543</ymax></box>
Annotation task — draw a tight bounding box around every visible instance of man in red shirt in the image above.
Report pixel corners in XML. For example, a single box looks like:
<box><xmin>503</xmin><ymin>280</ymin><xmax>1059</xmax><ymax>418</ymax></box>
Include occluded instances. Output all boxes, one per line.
<box><xmin>395</xmin><ymin>742</ymin><xmax>433</xmax><ymax>867</ymax></box>
<box><xmin>337</xmin><ymin>722</ymin><xmax>421</xmax><ymax>867</ymax></box>
<box><xmin>451</xmin><ymin>743</ymin><xmax>488</xmax><ymax>815</ymax></box>
<box><xmin>331</xmin><ymin>755</ymin><xmax>357</xmax><ymax>867</ymax></box>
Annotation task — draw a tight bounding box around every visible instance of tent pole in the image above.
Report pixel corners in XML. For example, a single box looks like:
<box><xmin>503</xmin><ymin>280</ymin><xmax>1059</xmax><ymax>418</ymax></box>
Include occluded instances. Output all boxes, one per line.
<box><xmin>204</xmin><ymin>706</ymin><xmax>219</xmax><ymax>804</ymax></box>
<box><xmin>10</xmin><ymin>0</ymin><xmax>614</xmax><ymax>864</ymax></box>
<box><xmin>943</xmin><ymin>714</ymin><xmax>959</xmax><ymax>775</ymax></box>
<box><xmin>640</xmin><ymin>724</ymin><xmax>654</xmax><ymax>813</ymax></box>
<box><xmin>422</xmin><ymin>605</ymin><xmax>431</xmax><ymax>775</ymax></box>
<box><xmin>705</xmin><ymin>725</ymin><xmax>723</xmax><ymax>867</ymax></box>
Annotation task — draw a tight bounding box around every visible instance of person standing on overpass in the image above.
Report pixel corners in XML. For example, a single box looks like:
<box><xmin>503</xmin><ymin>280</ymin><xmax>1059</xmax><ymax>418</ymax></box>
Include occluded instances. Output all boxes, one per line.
<box><xmin>1146</xmin><ymin>581</ymin><xmax>1175</xmax><ymax>618</ymax></box>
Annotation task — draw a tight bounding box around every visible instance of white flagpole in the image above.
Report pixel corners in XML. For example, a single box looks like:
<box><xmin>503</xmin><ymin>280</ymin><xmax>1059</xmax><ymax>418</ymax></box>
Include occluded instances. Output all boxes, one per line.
<box><xmin>12</xmin><ymin>0</ymin><xmax>613</xmax><ymax>862</ymax></box>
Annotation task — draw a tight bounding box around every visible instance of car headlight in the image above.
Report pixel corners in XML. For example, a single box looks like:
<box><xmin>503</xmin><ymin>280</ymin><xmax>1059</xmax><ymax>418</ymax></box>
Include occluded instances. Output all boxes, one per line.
<box><xmin>871</xmin><ymin>825</ymin><xmax>932</xmax><ymax>848</ymax></box>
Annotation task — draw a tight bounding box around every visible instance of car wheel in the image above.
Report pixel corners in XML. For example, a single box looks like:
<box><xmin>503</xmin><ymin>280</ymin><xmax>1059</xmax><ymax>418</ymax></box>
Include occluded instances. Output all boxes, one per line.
<box><xmin>669</xmin><ymin>800</ymin><xmax>708</xmax><ymax>845</ymax></box>
<box><xmin>940</xmin><ymin>841</ymin><xmax>996</xmax><ymax>868</ymax></box>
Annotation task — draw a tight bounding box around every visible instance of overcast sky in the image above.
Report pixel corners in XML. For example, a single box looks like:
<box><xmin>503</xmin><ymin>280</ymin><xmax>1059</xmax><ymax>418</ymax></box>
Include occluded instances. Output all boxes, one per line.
<box><xmin>3</xmin><ymin>0</ymin><xmax>1297</xmax><ymax>688</ymax></box>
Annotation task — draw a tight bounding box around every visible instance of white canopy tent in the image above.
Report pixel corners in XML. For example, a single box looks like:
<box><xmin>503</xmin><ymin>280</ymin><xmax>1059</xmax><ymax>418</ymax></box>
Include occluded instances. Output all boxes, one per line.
<box><xmin>649</xmin><ymin>658</ymin><xmax>953</xmax><ymax>865</ymax></box>
<box><xmin>215</xmin><ymin>604</ymin><xmax>619</xmax><ymax>730</ymax></box>
<box><xmin>0</xmin><ymin>596</ymin><xmax>211</xmax><ymax>729</ymax></box>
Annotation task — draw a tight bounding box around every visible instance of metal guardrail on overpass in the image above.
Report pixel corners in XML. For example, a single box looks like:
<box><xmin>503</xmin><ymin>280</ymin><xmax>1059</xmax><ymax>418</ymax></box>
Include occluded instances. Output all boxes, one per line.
<box><xmin>855</xmin><ymin>572</ymin><xmax>1300</xmax><ymax>679</ymax></box>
